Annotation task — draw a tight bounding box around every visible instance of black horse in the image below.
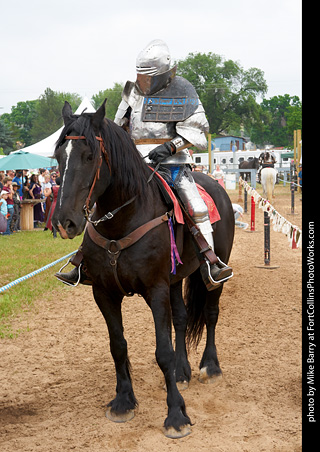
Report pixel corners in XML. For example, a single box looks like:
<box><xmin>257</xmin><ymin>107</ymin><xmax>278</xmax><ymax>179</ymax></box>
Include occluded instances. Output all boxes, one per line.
<box><xmin>239</xmin><ymin>157</ymin><xmax>259</xmax><ymax>182</ymax></box>
<box><xmin>52</xmin><ymin>101</ymin><xmax>234</xmax><ymax>438</ymax></box>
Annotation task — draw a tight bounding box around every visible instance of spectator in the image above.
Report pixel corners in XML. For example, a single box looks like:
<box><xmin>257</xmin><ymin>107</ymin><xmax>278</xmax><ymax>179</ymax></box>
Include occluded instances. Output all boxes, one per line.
<box><xmin>0</xmin><ymin>172</ymin><xmax>4</xmax><ymax>191</ymax></box>
<box><xmin>232</xmin><ymin>203</ymin><xmax>248</xmax><ymax>229</ymax></box>
<box><xmin>6</xmin><ymin>170</ymin><xmax>15</xmax><ymax>179</ymax></box>
<box><xmin>2</xmin><ymin>177</ymin><xmax>14</xmax><ymax>235</ymax></box>
<box><xmin>46</xmin><ymin>176</ymin><xmax>60</xmax><ymax>238</ymax></box>
<box><xmin>11</xmin><ymin>182</ymin><xmax>21</xmax><ymax>232</ymax></box>
<box><xmin>50</xmin><ymin>171</ymin><xmax>57</xmax><ymax>186</ymax></box>
<box><xmin>0</xmin><ymin>190</ymin><xmax>9</xmax><ymax>234</ymax></box>
<box><xmin>211</xmin><ymin>164</ymin><xmax>225</xmax><ymax>189</ymax></box>
<box><xmin>12</xmin><ymin>170</ymin><xmax>24</xmax><ymax>198</ymax></box>
<box><xmin>29</xmin><ymin>174</ymin><xmax>44</xmax><ymax>226</ymax></box>
<box><xmin>23</xmin><ymin>172</ymin><xmax>32</xmax><ymax>200</ymax></box>
<box><xmin>42</xmin><ymin>173</ymin><xmax>53</xmax><ymax>230</ymax></box>
<box><xmin>298</xmin><ymin>164</ymin><xmax>302</xmax><ymax>194</ymax></box>
<box><xmin>38</xmin><ymin>168</ymin><xmax>47</xmax><ymax>186</ymax></box>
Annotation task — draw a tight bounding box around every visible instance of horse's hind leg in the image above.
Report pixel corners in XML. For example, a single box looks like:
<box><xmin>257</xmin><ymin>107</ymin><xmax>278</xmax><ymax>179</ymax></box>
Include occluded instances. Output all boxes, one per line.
<box><xmin>170</xmin><ymin>282</ymin><xmax>191</xmax><ymax>390</ymax></box>
<box><xmin>199</xmin><ymin>286</ymin><xmax>223</xmax><ymax>385</ymax></box>
<box><xmin>148</xmin><ymin>286</ymin><xmax>191</xmax><ymax>438</ymax></box>
<box><xmin>93</xmin><ymin>286</ymin><xmax>137</xmax><ymax>422</ymax></box>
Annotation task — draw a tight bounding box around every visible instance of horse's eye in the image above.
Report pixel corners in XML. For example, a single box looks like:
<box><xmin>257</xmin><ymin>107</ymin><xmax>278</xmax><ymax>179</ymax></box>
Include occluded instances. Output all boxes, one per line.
<box><xmin>87</xmin><ymin>154</ymin><xmax>93</xmax><ymax>162</ymax></box>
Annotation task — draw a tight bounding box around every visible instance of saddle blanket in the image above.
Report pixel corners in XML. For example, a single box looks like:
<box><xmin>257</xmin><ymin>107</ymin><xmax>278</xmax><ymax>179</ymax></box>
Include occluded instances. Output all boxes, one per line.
<box><xmin>153</xmin><ymin>170</ymin><xmax>221</xmax><ymax>225</ymax></box>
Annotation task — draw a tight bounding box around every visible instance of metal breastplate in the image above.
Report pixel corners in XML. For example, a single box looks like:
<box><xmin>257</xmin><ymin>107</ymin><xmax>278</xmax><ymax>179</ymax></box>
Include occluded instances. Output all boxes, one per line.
<box><xmin>128</xmin><ymin>92</ymin><xmax>192</xmax><ymax>164</ymax></box>
<box><xmin>116</xmin><ymin>76</ymin><xmax>209</xmax><ymax>163</ymax></box>
<box><xmin>141</xmin><ymin>76</ymin><xmax>199</xmax><ymax>123</ymax></box>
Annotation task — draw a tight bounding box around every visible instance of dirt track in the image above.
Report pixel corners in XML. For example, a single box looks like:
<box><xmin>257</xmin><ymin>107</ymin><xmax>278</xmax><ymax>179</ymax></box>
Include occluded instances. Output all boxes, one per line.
<box><xmin>0</xmin><ymin>188</ymin><xmax>302</xmax><ymax>451</ymax></box>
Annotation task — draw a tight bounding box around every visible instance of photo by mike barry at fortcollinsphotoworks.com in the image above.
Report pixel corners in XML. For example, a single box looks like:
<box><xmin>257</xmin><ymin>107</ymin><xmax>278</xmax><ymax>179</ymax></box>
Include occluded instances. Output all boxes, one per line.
<box><xmin>304</xmin><ymin>220</ymin><xmax>317</xmax><ymax>440</ymax></box>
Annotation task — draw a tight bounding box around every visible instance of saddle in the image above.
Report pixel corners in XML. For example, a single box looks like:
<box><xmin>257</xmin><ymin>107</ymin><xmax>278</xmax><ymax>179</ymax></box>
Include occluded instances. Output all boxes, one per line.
<box><xmin>151</xmin><ymin>168</ymin><xmax>221</xmax><ymax>225</ymax></box>
<box><xmin>151</xmin><ymin>168</ymin><xmax>221</xmax><ymax>268</ymax></box>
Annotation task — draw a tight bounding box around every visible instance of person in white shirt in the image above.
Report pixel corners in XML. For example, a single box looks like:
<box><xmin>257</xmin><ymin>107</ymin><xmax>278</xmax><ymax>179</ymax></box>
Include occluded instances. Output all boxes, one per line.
<box><xmin>232</xmin><ymin>203</ymin><xmax>248</xmax><ymax>229</ymax></box>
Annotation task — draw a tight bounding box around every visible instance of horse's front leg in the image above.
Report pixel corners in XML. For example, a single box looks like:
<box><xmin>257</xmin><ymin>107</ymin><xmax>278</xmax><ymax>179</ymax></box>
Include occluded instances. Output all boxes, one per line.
<box><xmin>148</xmin><ymin>285</ymin><xmax>192</xmax><ymax>438</ymax></box>
<box><xmin>93</xmin><ymin>286</ymin><xmax>137</xmax><ymax>422</ymax></box>
<box><xmin>170</xmin><ymin>282</ymin><xmax>191</xmax><ymax>390</ymax></box>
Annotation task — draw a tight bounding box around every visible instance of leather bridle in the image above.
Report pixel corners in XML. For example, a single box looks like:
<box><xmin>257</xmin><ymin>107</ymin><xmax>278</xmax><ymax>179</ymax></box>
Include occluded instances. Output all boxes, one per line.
<box><xmin>63</xmin><ymin>135</ymin><xmax>133</xmax><ymax>224</ymax></box>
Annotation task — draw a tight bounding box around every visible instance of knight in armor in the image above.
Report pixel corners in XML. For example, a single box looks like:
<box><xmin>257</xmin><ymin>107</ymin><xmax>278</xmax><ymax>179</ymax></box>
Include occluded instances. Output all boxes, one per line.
<box><xmin>55</xmin><ymin>39</ymin><xmax>232</xmax><ymax>290</ymax></box>
<box><xmin>257</xmin><ymin>148</ymin><xmax>277</xmax><ymax>182</ymax></box>
<box><xmin>259</xmin><ymin>148</ymin><xmax>276</xmax><ymax>168</ymax></box>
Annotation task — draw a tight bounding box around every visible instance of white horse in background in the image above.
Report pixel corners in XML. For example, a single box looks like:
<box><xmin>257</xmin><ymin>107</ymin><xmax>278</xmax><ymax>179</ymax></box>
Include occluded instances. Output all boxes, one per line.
<box><xmin>261</xmin><ymin>167</ymin><xmax>277</xmax><ymax>201</ymax></box>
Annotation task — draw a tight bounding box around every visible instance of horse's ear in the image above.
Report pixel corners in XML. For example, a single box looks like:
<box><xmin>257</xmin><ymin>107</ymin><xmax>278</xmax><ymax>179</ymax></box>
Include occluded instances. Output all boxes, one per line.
<box><xmin>62</xmin><ymin>101</ymin><xmax>73</xmax><ymax>124</ymax></box>
<box><xmin>91</xmin><ymin>98</ymin><xmax>107</xmax><ymax>129</ymax></box>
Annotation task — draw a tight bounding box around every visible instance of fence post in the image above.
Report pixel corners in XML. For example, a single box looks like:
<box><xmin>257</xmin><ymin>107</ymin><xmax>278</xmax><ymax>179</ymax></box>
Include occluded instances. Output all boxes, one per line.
<box><xmin>238</xmin><ymin>180</ymin><xmax>243</xmax><ymax>202</ymax></box>
<box><xmin>264</xmin><ymin>211</ymin><xmax>270</xmax><ymax>265</ymax></box>
<box><xmin>244</xmin><ymin>189</ymin><xmax>248</xmax><ymax>213</ymax></box>
<box><xmin>250</xmin><ymin>196</ymin><xmax>255</xmax><ymax>231</ymax></box>
<box><xmin>290</xmin><ymin>162</ymin><xmax>295</xmax><ymax>214</ymax></box>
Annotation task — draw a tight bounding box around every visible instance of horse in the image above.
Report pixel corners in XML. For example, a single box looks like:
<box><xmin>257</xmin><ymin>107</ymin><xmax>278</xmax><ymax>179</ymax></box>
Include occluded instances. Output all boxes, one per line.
<box><xmin>239</xmin><ymin>157</ymin><xmax>259</xmax><ymax>182</ymax></box>
<box><xmin>261</xmin><ymin>166</ymin><xmax>277</xmax><ymax>201</ymax></box>
<box><xmin>52</xmin><ymin>100</ymin><xmax>234</xmax><ymax>438</ymax></box>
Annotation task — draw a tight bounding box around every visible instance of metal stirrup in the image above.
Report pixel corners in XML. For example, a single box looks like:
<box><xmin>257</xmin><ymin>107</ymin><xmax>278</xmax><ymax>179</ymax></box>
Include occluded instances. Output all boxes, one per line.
<box><xmin>57</xmin><ymin>259</ymin><xmax>82</xmax><ymax>287</ymax></box>
<box><xmin>205</xmin><ymin>258</ymin><xmax>233</xmax><ymax>286</ymax></box>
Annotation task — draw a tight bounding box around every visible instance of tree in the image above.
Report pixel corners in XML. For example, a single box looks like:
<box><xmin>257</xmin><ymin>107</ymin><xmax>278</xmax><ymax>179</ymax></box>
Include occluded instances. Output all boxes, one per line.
<box><xmin>0</xmin><ymin>119</ymin><xmax>15</xmax><ymax>154</ymax></box>
<box><xmin>176</xmin><ymin>52</ymin><xmax>267</xmax><ymax>135</ymax></box>
<box><xmin>92</xmin><ymin>83</ymin><xmax>123</xmax><ymax>120</ymax></box>
<box><xmin>250</xmin><ymin>95</ymin><xmax>302</xmax><ymax>147</ymax></box>
<box><xmin>1</xmin><ymin>100</ymin><xmax>38</xmax><ymax>147</ymax></box>
<box><xmin>30</xmin><ymin>88</ymin><xmax>82</xmax><ymax>143</ymax></box>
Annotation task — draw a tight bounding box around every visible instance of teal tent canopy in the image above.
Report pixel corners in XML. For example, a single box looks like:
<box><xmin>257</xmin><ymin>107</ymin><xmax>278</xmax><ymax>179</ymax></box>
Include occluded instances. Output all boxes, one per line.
<box><xmin>0</xmin><ymin>150</ymin><xmax>57</xmax><ymax>171</ymax></box>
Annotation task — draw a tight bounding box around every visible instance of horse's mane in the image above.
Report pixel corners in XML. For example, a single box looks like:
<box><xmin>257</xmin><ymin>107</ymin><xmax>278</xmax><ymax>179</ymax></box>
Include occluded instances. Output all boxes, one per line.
<box><xmin>55</xmin><ymin>113</ymin><xmax>152</xmax><ymax>202</ymax></box>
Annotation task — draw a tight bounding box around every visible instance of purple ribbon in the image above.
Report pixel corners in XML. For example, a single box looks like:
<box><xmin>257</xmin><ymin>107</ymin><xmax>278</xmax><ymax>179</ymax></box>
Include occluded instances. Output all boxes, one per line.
<box><xmin>168</xmin><ymin>218</ymin><xmax>183</xmax><ymax>274</ymax></box>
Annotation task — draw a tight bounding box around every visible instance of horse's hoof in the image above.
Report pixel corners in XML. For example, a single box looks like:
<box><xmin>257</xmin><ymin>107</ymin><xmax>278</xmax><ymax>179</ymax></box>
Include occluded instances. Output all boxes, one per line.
<box><xmin>163</xmin><ymin>424</ymin><xmax>192</xmax><ymax>439</ymax></box>
<box><xmin>176</xmin><ymin>380</ymin><xmax>189</xmax><ymax>391</ymax></box>
<box><xmin>199</xmin><ymin>367</ymin><xmax>223</xmax><ymax>386</ymax></box>
<box><xmin>105</xmin><ymin>407</ymin><xmax>135</xmax><ymax>423</ymax></box>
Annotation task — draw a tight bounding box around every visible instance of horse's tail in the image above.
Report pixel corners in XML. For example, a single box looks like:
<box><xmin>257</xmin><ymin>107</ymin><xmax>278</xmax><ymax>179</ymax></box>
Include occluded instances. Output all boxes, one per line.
<box><xmin>184</xmin><ymin>269</ymin><xmax>207</xmax><ymax>349</ymax></box>
<box><xmin>266</xmin><ymin>171</ymin><xmax>274</xmax><ymax>201</ymax></box>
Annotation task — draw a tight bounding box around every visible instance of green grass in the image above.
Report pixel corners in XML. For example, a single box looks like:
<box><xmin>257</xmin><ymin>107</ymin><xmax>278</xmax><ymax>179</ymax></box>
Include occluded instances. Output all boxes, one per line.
<box><xmin>0</xmin><ymin>229</ymin><xmax>84</xmax><ymax>337</ymax></box>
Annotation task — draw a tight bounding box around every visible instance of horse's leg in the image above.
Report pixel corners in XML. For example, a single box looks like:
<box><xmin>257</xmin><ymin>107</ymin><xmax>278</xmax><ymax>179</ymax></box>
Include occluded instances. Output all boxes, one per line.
<box><xmin>148</xmin><ymin>286</ymin><xmax>191</xmax><ymax>438</ymax></box>
<box><xmin>185</xmin><ymin>268</ymin><xmax>223</xmax><ymax>385</ymax></box>
<box><xmin>170</xmin><ymin>281</ymin><xmax>191</xmax><ymax>390</ymax></box>
<box><xmin>199</xmin><ymin>286</ymin><xmax>223</xmax><ymax>385</ymax></box>
<box><xmin>93</xmin><ymin>286</ymin><xmax>137</xmax><ymax>422</ymax></box>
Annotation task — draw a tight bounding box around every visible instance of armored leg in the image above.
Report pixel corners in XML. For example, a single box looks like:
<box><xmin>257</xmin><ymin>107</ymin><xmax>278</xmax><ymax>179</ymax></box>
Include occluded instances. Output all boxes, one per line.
<box><xmin>173</xmin><ymin>166</ymin><xmax>232</xmax><ymax>290</ymax></box>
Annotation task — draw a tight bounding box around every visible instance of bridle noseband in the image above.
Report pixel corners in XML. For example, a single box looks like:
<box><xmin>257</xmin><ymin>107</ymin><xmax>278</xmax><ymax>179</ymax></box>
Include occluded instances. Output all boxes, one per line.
<box><xmin>64</xmin><ymin>135</ymin><xmax>135</xmax><ymax>224</ymax></box>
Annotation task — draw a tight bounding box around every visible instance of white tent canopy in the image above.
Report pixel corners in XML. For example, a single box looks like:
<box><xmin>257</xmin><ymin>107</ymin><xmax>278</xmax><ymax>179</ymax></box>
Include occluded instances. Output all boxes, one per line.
<box><xmin>16</xmin><ymin>97</ymin><xmax>96</xmax><ymax>157</ymax></box>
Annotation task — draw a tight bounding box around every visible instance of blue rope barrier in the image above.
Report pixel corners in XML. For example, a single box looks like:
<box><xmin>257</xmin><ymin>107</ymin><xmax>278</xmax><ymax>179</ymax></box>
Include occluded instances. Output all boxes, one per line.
<box><xmin>0</xmin><ymin>251</ymin><xmax>77</xmax><ymax>294</ymax></box>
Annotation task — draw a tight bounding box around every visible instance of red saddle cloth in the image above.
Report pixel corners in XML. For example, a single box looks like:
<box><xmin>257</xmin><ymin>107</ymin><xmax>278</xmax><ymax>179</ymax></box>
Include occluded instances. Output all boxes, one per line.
<box><xmin>153</xmin><ymin>170</ymin><xmax>220</xmax><ymax>225</ymax></box>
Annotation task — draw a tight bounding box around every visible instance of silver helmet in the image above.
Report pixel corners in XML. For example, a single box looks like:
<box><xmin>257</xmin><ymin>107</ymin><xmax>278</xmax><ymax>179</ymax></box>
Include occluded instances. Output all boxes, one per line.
<box><xmin>135</xmin><ymin>39</ymin><xmax>176</xmax><ymax>95</ymax></box>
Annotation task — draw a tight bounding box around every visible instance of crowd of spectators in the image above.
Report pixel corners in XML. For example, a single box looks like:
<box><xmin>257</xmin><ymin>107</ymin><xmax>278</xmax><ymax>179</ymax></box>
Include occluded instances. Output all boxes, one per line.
<box><xmin>0</xmin><ymin>168</ymin><xmax>59</xmax><ymax>236</ymax></box>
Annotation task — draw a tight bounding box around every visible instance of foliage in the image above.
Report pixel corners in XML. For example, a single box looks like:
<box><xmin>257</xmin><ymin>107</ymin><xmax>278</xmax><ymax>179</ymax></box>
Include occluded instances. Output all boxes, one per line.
<box><xmin>0</xmin><ymin>118</ymin><xmax>15</xmax><ymax>154</ymax></box>
<box><xmin>92</xmin><ymin>83</ymin><xmax>123</xmax><ymax>120</ymax></box>
<box><xmin>176</xmin><ymin>52</ymin><xmax>268</xmax><ymax>135</ymax></box>
<box><xmin>1</xmin><ymin>100</ymin><xmax>38</xmax><ymax>148</ymax></box>
<box><xmin>30</xmin><ymin>88</ymin><xmax>82</xmax><ymax>143</ymax></box>
<box><xmin>250</xmin><ymin>94</ymin><xmax>302</xmax><ymax>147</ymax></box>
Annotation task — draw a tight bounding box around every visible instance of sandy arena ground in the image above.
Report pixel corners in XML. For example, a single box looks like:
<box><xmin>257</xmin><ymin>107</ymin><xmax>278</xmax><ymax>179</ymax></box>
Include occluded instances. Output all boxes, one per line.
<box><xmin>0</xmin><ymin>187</ymin><xmax>302</xmax><ymax>451</ymax></box>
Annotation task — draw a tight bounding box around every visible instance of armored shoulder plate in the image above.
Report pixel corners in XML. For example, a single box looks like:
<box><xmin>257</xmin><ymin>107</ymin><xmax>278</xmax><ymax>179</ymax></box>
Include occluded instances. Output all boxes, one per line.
<box><xmin>141</xmin><ymin>76</ymin><xmax>199</xmax><ymax>122</ymax></box>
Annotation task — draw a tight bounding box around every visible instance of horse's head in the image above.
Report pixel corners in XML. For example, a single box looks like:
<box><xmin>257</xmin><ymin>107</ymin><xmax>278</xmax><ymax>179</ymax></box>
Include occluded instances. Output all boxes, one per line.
<box><xmin>253</xmin><ymin>157</ymin><xmax>259</xmax><ymax>168</ymax></box>
<box><xmin>52</xmin><ymin>100</ymin><xmax>110</xmax><ymax>239</ymax></box>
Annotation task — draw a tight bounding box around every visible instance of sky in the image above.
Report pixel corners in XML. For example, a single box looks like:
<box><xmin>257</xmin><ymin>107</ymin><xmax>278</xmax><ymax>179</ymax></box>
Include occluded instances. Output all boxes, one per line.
<box><xmin>0</xmin><ymin>0</ymin><xmax>302</xmax><ymax>115</ymax></box>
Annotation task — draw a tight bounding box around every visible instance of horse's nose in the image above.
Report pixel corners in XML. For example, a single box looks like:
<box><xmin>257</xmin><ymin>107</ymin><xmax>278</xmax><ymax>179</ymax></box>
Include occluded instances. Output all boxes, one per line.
<box><xmin>57</xmin><ymin>218</ymin><xmax>85</xmax><ymax>239</ymax></box>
